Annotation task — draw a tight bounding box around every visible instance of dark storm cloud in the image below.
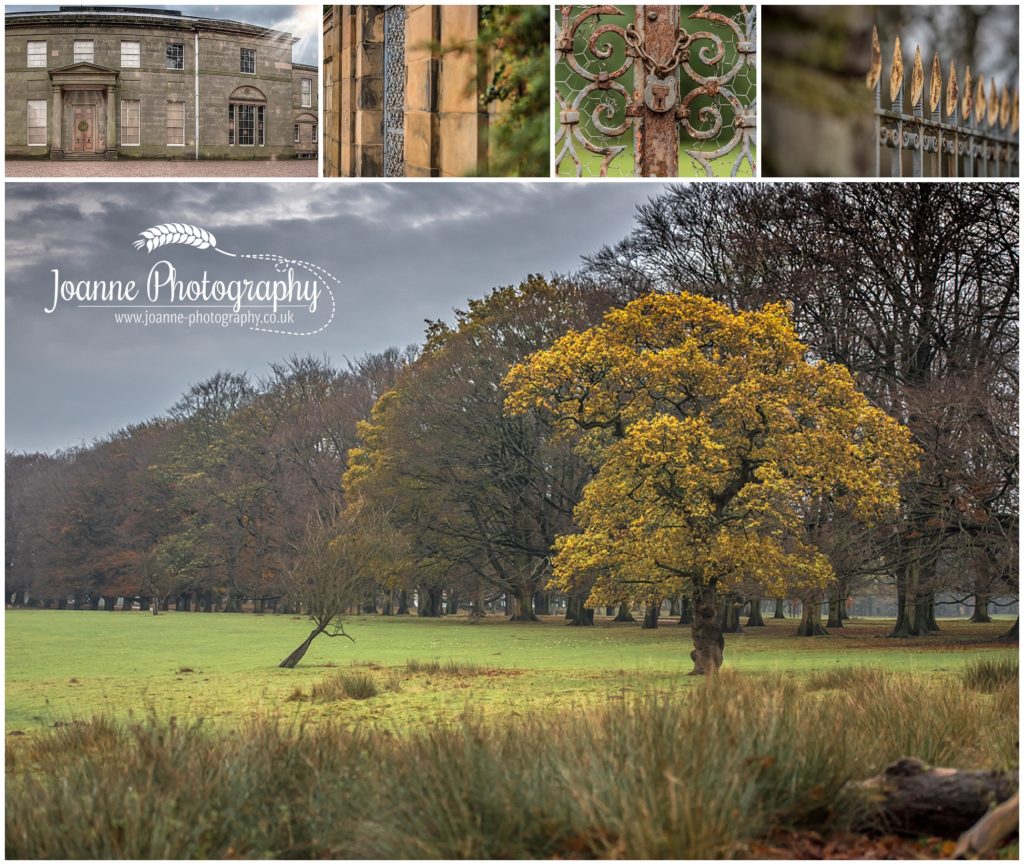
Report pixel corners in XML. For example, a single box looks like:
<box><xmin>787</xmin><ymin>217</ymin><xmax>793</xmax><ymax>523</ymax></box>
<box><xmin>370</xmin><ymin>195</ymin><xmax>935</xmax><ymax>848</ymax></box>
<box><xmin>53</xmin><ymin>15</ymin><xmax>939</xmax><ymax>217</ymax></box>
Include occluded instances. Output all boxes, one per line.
<box><xmin>6</xmin><ymin>5</ymin><xmax>320</xmax><ymax>65</ymax></box>
<box><xmin>5</xmin><ymin>182</ymin><xmax>669</xmax><ymax>454</ymax></box>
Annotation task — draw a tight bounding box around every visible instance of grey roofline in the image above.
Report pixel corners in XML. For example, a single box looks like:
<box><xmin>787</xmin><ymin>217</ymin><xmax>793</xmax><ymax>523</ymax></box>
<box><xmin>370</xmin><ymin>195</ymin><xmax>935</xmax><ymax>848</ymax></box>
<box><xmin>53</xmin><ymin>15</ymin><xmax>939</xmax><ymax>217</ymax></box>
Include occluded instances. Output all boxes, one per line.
<box><xmin>5</xmin><ymin>9</ymin><xmax>300</xmax><ymax>44</ymax></box>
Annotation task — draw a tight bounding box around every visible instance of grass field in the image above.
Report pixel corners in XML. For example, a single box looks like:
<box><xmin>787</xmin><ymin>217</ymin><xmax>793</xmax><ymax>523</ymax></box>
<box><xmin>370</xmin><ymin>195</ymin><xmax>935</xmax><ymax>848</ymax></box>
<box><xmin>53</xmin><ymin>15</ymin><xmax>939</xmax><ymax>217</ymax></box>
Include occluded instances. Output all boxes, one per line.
<box><xmin>5</xmin><ymin>610</ymin><xmax>1017</xmax><ymax>858</ymax></box>
<box><xmin>5</xmin><ymin>609</ymin><xmax>1015</xmax><ymax>733</ymax></box>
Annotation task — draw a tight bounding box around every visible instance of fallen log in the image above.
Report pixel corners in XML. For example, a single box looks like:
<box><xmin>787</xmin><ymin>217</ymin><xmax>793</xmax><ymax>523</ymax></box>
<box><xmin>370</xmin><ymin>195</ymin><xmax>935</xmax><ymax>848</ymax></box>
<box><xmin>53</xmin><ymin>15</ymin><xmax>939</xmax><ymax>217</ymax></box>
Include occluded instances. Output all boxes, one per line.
<box><xmin>852</xmin><ymin>758</ymin><xmax>1017</xmax><ymax>839</ymax></box>
<box><xmin>954</xmin><ymin>791</ymin><xmax>1019</xmax><ymax>859</ymax></box>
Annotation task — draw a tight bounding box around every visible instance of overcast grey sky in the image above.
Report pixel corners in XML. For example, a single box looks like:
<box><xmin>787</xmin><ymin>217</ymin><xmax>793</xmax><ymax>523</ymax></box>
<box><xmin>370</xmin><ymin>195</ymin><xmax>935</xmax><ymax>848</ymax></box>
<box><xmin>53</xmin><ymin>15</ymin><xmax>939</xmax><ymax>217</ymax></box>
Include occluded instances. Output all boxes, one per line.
<box><xmin>5</xmin><ymin>182</ymin><xmax>671</xmax><ymax>454</ymax></box>
<box><xmin>7</xmin><ymin>5</ymin><xmax>320</xmax><ymax>65</ymax></box>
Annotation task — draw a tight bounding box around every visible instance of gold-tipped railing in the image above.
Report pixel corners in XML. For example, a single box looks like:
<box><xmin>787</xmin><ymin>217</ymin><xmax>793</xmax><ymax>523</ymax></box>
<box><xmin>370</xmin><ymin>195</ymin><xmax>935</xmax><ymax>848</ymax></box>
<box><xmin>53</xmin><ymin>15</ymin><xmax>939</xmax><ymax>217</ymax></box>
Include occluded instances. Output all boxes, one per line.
<box><xmin>868</xmin><ymin>25</ymin><xmax>1019</xmax><ymax>177</ymax></box>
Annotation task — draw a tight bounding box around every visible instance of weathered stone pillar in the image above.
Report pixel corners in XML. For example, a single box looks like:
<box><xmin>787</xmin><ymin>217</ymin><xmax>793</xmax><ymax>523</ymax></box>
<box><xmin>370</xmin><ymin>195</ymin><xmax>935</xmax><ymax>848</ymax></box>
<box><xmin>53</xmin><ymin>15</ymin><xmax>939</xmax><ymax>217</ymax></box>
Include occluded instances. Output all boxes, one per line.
<box><xmin>352</xmin><ymin>5</ymin><xmax>385</xmax><ymax>175</ymax></box>
<box><xmin>105</xmin><ymin>84</ymin><xmax>117</xmax><ymax>158</ymax></box>
<box><xmin>50</xmin><ymin>84</ymin><xmax>63</xmax><ymax>159</ymax></box>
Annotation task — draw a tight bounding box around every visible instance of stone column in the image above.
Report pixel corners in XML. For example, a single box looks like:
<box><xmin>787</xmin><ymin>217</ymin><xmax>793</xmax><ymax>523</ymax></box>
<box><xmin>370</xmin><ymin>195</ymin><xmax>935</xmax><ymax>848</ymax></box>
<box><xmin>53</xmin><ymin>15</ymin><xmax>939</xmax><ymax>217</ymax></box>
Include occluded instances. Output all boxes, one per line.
<box><xmin>404</xmin><ymin>4</ymin><xmax>440</xmax><ymax>176</ymax></box>
<box><xmin>50</xmin><ymin>84</ymin><xmax>63</xmax><ymax>159</ymax></box>
<box><xmin>350</xmin><ymin>5</ymin><xmax>384</xmax><ymax>176</ymax></box>
<box><xmin>105</xmin><ymin>84</ymin><xmax>117</xmax><ymax>158</ymax></box>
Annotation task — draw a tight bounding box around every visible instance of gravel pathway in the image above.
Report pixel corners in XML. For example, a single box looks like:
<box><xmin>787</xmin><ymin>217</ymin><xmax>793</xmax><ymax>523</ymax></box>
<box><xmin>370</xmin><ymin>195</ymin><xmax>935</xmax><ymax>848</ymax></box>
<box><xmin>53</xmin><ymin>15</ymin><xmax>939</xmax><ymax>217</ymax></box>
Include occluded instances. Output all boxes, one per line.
<box><xmin>6</xmin><ymin>159</ymin><xmax>319</xmax><ymax>178</ymax></box>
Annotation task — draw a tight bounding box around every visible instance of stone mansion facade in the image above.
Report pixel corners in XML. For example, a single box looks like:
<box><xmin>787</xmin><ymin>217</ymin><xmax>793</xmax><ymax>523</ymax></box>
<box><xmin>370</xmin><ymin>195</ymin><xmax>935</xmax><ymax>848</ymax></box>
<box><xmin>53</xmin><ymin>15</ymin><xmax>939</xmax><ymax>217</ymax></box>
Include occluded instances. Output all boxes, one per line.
<box><xmin>5</xmin><ymin>6</ymin><xmax>318</xmax><ymax>160</ymax></box>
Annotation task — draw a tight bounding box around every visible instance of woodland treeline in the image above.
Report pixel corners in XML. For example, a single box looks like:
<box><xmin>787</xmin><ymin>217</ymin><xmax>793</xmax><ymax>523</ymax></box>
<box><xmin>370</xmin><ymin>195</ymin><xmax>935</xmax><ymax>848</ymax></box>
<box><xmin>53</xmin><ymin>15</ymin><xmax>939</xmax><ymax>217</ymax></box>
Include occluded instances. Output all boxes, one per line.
<box><xmin>5</xmin><ymin>184</ymin><xmax>1018</xmax><ymax>640</ymax></box>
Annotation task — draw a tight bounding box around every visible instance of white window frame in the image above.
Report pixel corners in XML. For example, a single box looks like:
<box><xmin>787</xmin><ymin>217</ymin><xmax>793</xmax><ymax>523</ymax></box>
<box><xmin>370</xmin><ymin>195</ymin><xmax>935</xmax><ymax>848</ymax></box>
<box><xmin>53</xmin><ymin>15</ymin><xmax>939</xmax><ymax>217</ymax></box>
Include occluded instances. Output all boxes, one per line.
<box><xmin>166</xmin><ymin>42</ymin><xmax>184</xmax><ymax>70</ymax></box>
<box><xmin>120</xmin><ymin>99</ymin><xmax>141</xmax><ymax>146</ymax></box>
<box><xmin>27</xmin><ymin>41</ymin><xmax>47</xmax><ymax>68</ymax></box>
<box><xmin>235</xmin><ymin>103</ymin><xmax>256</xmax><ymax>147</ymax></box>
<box><xmin>301</xmin><ymin>78</ymin><xmax>312</xmax><ymax>108</ymax></box>
<box><xmin>120</xmin><ymin>41</ymin><xmax>140</xmax><ymax>68</ymax></box>
<box><xmin>73</xmin><ymin>40</ymin><xmax>94</xmax><ymax>64</ymax></box>
<box><xmin>240</xmin><ymin>47</ymin><xmax>256</xmax><ymax>74</ymax></box>
<box><xmin>166</xmin><ymin>101</ymin><xmax>184</xmax><ymax>146</ymax></box>
<box><xmin>27</xmin><ymin>100</ymin><xmax>47</xmax><ymax>146</ymax></box>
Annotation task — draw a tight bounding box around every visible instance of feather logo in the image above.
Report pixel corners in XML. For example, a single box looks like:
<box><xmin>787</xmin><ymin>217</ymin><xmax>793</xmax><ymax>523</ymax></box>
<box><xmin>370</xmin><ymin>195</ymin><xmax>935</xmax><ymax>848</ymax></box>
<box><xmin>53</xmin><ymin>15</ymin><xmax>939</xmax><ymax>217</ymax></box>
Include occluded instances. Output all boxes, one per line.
<box><xmin>132</xmin><ymin>223</ymin><xmax>225</xmax><ymax>254</ymax></box>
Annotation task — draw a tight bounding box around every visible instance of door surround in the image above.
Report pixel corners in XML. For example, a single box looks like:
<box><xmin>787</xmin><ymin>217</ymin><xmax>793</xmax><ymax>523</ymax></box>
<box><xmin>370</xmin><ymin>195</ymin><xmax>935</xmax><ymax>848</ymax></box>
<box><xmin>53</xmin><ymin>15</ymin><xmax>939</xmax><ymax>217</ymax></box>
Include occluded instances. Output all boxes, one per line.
<box><xmin>47</xmin><ymin>62</ymin><xmax>119</xmax><ymax>159</ymax></box>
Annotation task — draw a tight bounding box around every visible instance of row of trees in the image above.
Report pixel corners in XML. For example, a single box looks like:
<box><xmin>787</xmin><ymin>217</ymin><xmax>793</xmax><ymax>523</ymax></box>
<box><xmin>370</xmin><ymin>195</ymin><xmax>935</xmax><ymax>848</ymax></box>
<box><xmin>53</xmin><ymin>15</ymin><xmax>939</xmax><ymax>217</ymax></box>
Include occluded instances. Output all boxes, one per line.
<box><xmin>6</xmin><ymin>184</ymin><xmax>1018</xmax><ymax>668</ymax></box>
<box><xmin>5</xmin><ymin>351</ymin><xmax>412</xmax><ymax>616</ymax></box>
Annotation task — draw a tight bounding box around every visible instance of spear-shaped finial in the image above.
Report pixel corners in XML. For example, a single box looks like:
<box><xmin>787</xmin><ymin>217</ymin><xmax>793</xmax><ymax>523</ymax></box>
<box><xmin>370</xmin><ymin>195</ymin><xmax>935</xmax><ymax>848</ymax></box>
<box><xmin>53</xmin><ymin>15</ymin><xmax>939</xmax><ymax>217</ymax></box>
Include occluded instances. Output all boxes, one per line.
<box><xmin>890</xmin><ymin>35</ymin><xmax>904</xmax><ymax>102</ymax></box>
<box><xmin>962</xmin><ymin>66</ymin><xmax>973</xmax><ymax>119</ymax></box>
<box><xmin>928</xmin><ymin>50</ymin><xmax>941</xmax><ymax>112</ymax></box>
<box><xmin>945</xmin><ymin>60</ymin><xmax>958</xmax><ymax>118</ymax></box>
<box><xmin>1013</xmin><ymin>88</ymin><xmax>1020</xmax><ymax>135</ymax></box>
<box><xmin>999</xmin><ymin>84</ymin><xmax>1011</xmax><ymax>129</ymax></box>
<box><xmin>867</xmin><ymin>25</ymin><xmax>882</xmax><ymax>89</ymax></box>
<box><xmin>987</xmin><ymin>79</ymin><xmax>999</xmax><ymax>126</ymax></box>
<box><xmin>975</xmin><ymin>72</ymin><xmax>986</xmax><ymax>124</ymax></box>
<box><xmin>910</xmin><ymin>45</ymin><xmax>924</xmax><ymax>106</ymax></box>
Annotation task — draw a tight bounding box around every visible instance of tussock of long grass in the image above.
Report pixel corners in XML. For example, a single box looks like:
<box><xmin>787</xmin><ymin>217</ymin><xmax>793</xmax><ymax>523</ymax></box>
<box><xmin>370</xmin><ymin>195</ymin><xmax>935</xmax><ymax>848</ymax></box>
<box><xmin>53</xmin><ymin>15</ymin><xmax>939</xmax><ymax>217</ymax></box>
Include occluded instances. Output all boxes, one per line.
<box><xmin>961</xmin><ymin>656</ymin><xmax>1018</xmax><ymax>693</ymax></box>
<box><xmin>5</xmin><ymin>671</ymin><xmax>1016</xmax><ymax>859</ymax></box>
<box><xmin>405</xmin><ymin>657</ymin><xmax>485</xmax><ymax>676</ymax></box>
<box><xmin>804</xmin><ymin>666</ymin><xmax>889</xmax><ymax>692</ymax></box>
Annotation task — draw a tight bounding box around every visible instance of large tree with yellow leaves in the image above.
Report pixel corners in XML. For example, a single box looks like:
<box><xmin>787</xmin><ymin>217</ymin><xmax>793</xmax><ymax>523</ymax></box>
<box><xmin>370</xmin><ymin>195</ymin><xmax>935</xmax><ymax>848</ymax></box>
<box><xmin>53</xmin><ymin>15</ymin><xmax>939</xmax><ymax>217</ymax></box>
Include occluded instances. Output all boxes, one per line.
<box><xmin>504</xmin><ymin>293</ymin><xmax>918</xmax><ymax>673</ymax></box>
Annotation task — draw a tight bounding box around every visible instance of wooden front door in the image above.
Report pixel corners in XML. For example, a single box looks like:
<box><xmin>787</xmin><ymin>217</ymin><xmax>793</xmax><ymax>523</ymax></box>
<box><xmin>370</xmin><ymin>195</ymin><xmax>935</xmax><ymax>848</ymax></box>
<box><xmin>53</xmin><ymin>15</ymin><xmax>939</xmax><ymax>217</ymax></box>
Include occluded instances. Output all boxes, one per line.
<box><xmin>72</xmin><ymin>106</ymin><xmax>95</xmax><ymax>152</ymax></box>
<box><xmin>297</xmin><ymin>122</ymin><xmax>313</xmax><ymax>152</ymax></box>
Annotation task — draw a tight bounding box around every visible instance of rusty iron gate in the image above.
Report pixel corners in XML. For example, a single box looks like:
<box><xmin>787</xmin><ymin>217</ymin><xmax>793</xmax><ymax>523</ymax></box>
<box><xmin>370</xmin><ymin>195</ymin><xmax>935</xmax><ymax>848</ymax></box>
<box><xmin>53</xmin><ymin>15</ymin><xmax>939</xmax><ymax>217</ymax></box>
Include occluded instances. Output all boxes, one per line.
<box><xmin>556</xmin><ymin>4</ymin><xmax>756</xmax><ymax>177</ymax></box>
<box><xmin>868</xmin><ymin>25</ymin><xmax>1019</xmax><ymax>177</ymax></box>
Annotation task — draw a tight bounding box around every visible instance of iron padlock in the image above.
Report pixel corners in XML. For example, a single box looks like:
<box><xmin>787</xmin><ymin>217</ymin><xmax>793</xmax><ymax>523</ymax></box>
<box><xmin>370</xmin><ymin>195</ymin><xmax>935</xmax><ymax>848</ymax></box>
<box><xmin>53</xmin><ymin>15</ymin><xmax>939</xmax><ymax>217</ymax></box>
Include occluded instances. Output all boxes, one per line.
<box><xmin>644</xmin><ymin>74</ymin><xmax>677</xmax><ymax>113</ymax></box>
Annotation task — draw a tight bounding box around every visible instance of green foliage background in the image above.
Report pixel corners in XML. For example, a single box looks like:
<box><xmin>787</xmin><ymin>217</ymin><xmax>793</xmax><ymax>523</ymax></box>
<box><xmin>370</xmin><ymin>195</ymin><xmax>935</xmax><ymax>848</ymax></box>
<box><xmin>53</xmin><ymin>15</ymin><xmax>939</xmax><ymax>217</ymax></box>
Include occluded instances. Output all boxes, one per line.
<box><xmin>478</xmin><ymin>5</ymin><xmax>551</xmax><ymax>177</ymax></box>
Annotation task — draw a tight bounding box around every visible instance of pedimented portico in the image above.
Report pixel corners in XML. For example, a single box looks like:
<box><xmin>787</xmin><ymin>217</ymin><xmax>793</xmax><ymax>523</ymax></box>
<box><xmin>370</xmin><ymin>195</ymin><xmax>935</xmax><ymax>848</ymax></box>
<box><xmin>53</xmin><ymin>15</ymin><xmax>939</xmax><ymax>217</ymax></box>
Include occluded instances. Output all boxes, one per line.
<box><xmin>47</xmin><ymin>62</ymin><xmax>119</xmax><ymax>159</ymax></box>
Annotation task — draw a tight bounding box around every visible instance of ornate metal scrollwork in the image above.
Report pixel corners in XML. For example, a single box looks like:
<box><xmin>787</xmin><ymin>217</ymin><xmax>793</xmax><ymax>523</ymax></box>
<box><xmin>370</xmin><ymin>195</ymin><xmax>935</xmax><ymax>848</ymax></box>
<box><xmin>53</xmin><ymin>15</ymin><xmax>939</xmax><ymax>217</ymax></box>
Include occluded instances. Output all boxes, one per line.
<box><xmin>383</xmin><ymin>5</ymin><xmax>406</xmax><ymax>178</ymax></box>
<box><xmin>555</xmin><ymin>5</ymin><xmax>637</xmax><ymax>177</ymax></box>
<box><xmin>556</xmin><ymin>5</ymin><xmax>757</xmax><ymax>178</ymax></box>
<box><xmin>678</xmin><ymin>6</ymin><xmax>756</xmax><ymax>176</ymax></box>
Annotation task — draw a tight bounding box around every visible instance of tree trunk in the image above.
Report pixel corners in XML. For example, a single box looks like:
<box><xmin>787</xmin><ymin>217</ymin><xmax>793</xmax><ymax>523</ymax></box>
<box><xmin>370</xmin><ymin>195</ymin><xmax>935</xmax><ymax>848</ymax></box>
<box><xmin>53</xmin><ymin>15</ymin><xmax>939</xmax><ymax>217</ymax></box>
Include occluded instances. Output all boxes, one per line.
<box><xmin>852</xmin><ymin>758</ymin><xmax>1017</xmax><ymax>839</ymax></box>
<box><xmin>509</xmin><ymin>589</ymin><xmax>539</xmax><ymax>622</ymax></box>
<box><xmin>381</xmin><ymin>589</ymin><xmax>394</xmax><ymax>616</ymax></box>
<box><xmin>678</xmin><ymin>596</ymin><xmax>692</xmax><ymax>625</ymax></box>
<box><xmin>565</xmin><ymin>593</ymin><xmax>594</xmax><ymax>626</ymax></box>
<box><xmin>469</xmin><ymin>580</ymin><xmax>485</xmax><ymax>621</ymax></box>
<box><xmin>690</xmin><ymin>581</ymin><xmax>724</xmax><ymax>674</ymax></box>
<box><xmin>827</xmin><ymin>593</ymin><xmax>844</xmax><ymax>629</ymax></box>
<box><xmin>533</xmin><ymin>591</ymin><xmax>551</xmax><ymax>616</ymax></box>
<box><xmin>796</xmin><ymin>598</ymin><xmax>829</xmax><ymax>636</ymax></box>
<box><xmin>418</xmin><ymin>585</ymin><xmax>444</xmax><ymax>617</ymax></box>
<box><xmin>361</xmin><ymin>590</ymin><xmax>377</xmax><ymax>615</ymax></box>
<box><xmin>720</xmin><ymin>595</ymin><xmax>743</xmax><ymax>633</ymax></box>
<box><xmin>890</xmin><ymin>565</ymin><xmax>912</xmax><ymax>636</ymax></box>
<box><xmin>921</xmin><ymin>593</ymin><xmax>940</xmax><ymax>633</ymax></box>
<box><xmin>970</xmin><ymin>594</ymin><xmax>992</xmax><ymax>623</ymax></box>
<box><xmin>57</xmin><ymin>596</ymin><xmax>68</xmax><ymax>610</ymax></box>
<box><xmin>614</xmin><ymin>603</ymin><xmax>636</xmax><ymax>623</ymax></box>
<box><xmin>669</xmin><ymin>596</ymin><xmax>681</xmax><ymax>617</ymax></box>
<box><xmin>446</xmin><ymin>592</ymin><xmax>460</xmax><ymax>617</ymax></box>
<box><xmin>746</xmin><ymin>597</ymin><xmax>765</xmax><ymax>627</ymax></box>
<box><xmin>773</xmin><ymin>597</ymin><xmax>786</xmax><ymax>619</ymax></box>
<box><xmin>397</xmin><ymin>589</ymin><xmax>410</xmax><ymax>615</ymax></box>
<box><xmin>995</xmin><ymin>617</ymin><xmax>1018</xmax><ymax>643</ymax></box>
<box><xmin>642</xmin><ymin>601</ymin><xmax>660</xmax><ymax>629</ymax></box>
<box><xmin>279</xmin><ymin>624</ymin><xmax>326</xmax><ymax>668</ymax></box>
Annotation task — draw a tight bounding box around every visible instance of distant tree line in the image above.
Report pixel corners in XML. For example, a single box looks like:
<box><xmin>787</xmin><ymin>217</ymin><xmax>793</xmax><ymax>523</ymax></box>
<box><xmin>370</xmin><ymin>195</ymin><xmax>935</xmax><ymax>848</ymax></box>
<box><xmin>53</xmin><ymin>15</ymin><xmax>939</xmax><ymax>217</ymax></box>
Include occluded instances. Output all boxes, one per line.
<box><xmin>5</xmin><ymin>184</ymin><xmax>1018</xmax><ymax>643</ymax></box>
